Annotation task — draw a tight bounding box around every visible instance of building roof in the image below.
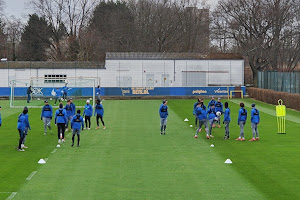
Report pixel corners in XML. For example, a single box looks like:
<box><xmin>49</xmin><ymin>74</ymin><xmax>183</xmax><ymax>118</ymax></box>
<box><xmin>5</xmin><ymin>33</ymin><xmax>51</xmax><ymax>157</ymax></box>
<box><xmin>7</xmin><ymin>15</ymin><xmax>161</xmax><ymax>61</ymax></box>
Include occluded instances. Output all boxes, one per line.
<box><xmin>0</xmin><ymin>61</ymin><xmax>105</xmax><ymax>69</ymax></box>
<box><xmin>106</xmin><ymin>52</ymin><xmax>244</xmax><ymax>60</ymax></box>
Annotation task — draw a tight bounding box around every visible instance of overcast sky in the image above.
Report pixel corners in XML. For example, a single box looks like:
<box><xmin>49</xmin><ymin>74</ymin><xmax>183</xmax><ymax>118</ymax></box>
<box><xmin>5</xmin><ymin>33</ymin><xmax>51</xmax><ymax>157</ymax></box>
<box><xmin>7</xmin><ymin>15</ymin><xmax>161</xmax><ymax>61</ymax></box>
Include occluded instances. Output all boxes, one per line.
<box><xmin>3</xmin><ymin>0</ymin><xmax>217</xmax><ymax>22</ymax></box>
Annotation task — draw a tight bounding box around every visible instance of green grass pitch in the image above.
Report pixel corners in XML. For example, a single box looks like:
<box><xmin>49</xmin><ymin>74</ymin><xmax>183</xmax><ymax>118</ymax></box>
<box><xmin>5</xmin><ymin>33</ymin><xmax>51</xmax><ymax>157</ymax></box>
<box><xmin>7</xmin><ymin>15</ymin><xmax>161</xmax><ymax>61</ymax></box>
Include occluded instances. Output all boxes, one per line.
<box><xmin>0</xmin><ymin>98</ymin><xmax>299</xmax><ymax>200</ymax></box>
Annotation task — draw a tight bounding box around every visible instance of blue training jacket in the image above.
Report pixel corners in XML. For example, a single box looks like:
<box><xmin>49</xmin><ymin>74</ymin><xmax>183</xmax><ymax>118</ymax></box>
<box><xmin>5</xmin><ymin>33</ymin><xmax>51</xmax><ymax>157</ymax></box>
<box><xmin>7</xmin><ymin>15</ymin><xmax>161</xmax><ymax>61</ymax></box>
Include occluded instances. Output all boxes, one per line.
<box><xmin>41</xmin><ymin>105</ymin><xmax>53</xmax><ymax>118</ymax></box>
<box><xmin>70</xmin><ymin>103</ymin><xmax>76</xmax><ymax>115</ymax></box>
<box><xmin>208</xmin><ymin>100</ymin><xmax>216</xmax><ymax>109</ymax></box>
<box><xmin>17</xmin><ymin>113</ymin><xmax>31</xmax><ymax>131</ymax></box>
<box><xmin>223</xmin><ymin>108</ymin><xmax>231</xmax><ymax>122</ymax></box>
<box><xmin>62</xmin><ymin>86</ymin><xmax>68</xmax><ymax>94</ymax></box>
<box><xmin>55</xmin><ymin>109</ymin><xmax>67</xmax><ymax>124</ymax></box>
<box><xmin>83</xmin><ymin>104</ymin><xmax>93</xmax><ymax>117</ymax></box>
<box><xmin>96</xmin><ymin>88</ymin><xmax>101</xmax><ymax>95</ymax></box>
<box><xmin>193</xmin><ymin>102</ymin><xmax>198</xmax><ymax>114</ymax></box>
<box><xmin>159</xmin><ymin>104</ymin><xmax>168</xmax><ymax>118</ymax></box>
<box><xmin>195</xmin><ymin>106</ymin><xmax>207</xmax><ymax>120</ymax></box>
<box><xmin>207</xmin><ymin>107</ymin><xmax>217</xmax><ymax>120</ymax></box>
<box><xmin>55</xmin><ymin>89</ymin><xmax>61</xmax><ymax>97</ymax></box>
<box><xmin>251</xmin><ymin>108</ymin><xmax>260</xmax><ymax>124</ymax></box>
<box><xmin>215</xmin><ymin>102</ymin><xmax>223</xmax><ymax>113</ymax></box>
<box><xmin>0</xmin><ymin>112</ymin><xmax>2</xmax><ymax>126</ymax></box>
<box><xmin>94</xmin><ymin>103</ymin><xmax>104</xmax><ymax>116</ymax></box>
<box><xmin>238</xmin><ymin>108</ymin><xmax>247</xmax><ymax>124</ymax></box>
<box><xmin>71</xmin><ymin>114</ymin><xmax>84</xmax><ymax>130</ymax></box>
<box><xmin>64</xmin><ymin>104</ymin><xmax>73</xmax><ymax>117</ymax></box>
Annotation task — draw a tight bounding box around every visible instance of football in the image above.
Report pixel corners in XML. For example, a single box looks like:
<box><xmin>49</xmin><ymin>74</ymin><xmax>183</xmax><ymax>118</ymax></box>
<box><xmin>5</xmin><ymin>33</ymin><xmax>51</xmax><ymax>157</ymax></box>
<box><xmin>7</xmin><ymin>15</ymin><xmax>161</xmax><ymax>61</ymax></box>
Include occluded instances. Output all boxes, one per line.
<box><xmin>216</xmin><ymin>111</ymin><xmax>221</xmax><ymax>116</ymax></box>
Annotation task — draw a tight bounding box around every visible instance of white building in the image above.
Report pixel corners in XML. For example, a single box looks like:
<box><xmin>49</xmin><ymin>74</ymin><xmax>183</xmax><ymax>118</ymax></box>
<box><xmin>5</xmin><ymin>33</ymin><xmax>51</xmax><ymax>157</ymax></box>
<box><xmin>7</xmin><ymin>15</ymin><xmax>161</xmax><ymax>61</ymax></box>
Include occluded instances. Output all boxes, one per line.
<box><xmin>0</xmin><ymin>52</ymin><xmax>244</xmax><ymax>88</ymax></box>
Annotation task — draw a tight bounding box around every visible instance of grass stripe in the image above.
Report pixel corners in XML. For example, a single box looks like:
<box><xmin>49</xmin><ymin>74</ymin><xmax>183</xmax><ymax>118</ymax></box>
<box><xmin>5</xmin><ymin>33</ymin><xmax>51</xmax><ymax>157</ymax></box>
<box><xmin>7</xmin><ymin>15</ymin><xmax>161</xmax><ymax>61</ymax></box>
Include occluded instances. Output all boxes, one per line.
<box><xmin>25</xmin><ymin>171</ymin><xmax>37</xmax><ymax>181</ymax></box>
<box><xmin>5</xmin><ymin>192</ymin><xmax>17</xmax><ymax>200</ymax></box>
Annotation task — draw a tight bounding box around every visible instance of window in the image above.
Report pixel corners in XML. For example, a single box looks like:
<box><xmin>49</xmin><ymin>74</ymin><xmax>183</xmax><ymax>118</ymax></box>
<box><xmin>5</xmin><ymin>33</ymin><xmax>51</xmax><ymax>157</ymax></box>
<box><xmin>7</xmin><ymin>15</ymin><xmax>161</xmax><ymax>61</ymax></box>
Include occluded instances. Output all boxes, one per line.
<box><xmin>44</xmin><ymin>75</ymin><xmax>67</xmax><ymax>83</ymax></box>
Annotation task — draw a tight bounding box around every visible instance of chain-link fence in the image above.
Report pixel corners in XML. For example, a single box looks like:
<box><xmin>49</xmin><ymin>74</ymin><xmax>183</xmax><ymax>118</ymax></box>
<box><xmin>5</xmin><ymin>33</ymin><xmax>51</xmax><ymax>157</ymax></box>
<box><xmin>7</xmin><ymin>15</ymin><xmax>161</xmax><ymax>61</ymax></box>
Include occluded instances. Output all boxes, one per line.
<box><xmin>257</xmin><ymin>71</ymin><xmax>300</xmax><ymax>94</ymax></box>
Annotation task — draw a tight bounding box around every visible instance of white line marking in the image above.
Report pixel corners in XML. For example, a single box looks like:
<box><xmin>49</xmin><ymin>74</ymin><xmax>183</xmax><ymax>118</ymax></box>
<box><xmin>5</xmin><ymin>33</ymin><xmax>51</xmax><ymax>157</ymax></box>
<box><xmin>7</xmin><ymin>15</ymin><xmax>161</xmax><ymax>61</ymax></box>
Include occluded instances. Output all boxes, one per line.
<box><xmin>6</xmin><ymin>192</ymin><xmax>17</xmax><ymax>200</ymax></box>
<box><xmin>0</xmin><ymin>192</ymin><xmax>12</xmax><ymax>194</ymax></box>
<box><xmin>230</xmin><ymin>99</ymin><xmax>300</xmax><ymax>124</ymax></box>
<box><xmin>26</xmin><ymin>171</ymin><xmax>37</xmax><ymax>181</ymax></box>
<box><xmin>51</xmin><ymin>149</ymin><xmax>57</xmax><ymax>153</ymax></box>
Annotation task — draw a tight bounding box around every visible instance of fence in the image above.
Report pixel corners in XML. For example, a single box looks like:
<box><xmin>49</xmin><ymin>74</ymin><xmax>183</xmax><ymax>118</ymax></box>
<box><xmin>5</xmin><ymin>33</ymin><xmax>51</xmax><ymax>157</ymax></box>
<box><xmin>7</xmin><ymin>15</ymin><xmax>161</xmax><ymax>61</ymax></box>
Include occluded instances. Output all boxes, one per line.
<box><xmin>257</xmin><ymin>71</ymin><xmax>300</xmax><ymax>94</ymax></box>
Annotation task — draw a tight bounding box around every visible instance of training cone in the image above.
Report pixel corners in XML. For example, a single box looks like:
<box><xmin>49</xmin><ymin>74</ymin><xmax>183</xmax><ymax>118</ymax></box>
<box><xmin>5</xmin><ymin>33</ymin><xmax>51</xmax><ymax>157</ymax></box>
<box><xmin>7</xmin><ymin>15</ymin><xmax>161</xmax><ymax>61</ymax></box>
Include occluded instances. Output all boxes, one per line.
<box><xmin>224</xmin><ymin>159</ymin><xmax>232</xmax><ymax>164</ymax></box>
<box><xmin>190</xmin><ymin>125</ymin><xmax>193</xmax><ymax>127</ymax></box>
<box><xmin>56</xmin><ymin>144</ymin><xmax>60</xmax><ymax>148</ymax></box>
<box><xmin>184</xmin><ymin>118</ymin><xmax>189</xmax><ymax>121</ymax></box>
<box><xmin>38</xmin><ymin>159</ymin><xmax>46</xmax><ymax>164</ymax></box>
<box><xmin>210</xmin><ymin>144</ymin><xmax>214</xmax><ymax>147</ymax></box>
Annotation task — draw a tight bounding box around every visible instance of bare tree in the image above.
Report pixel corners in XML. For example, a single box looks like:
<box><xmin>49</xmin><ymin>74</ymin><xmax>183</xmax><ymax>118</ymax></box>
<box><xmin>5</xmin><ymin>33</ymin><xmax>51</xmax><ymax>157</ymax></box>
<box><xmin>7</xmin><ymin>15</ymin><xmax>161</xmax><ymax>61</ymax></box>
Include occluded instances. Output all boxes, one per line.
<box><xmin>5</xmin><ymin>16</ymin><xmax>23</xmax><ymax>61</ymax></box>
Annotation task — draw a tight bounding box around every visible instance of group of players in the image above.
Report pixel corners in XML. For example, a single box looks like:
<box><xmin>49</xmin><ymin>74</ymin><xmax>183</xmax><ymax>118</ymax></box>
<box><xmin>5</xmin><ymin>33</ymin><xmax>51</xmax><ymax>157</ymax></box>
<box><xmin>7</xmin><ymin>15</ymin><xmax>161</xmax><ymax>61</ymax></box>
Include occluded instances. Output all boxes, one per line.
<box><xmin>159</xmin><ymin>96</ymin><xmax>260</xmax><ymax>141</ymax></box>
<box><xmin>15</xmin><ymin>97</ymin><xmax>105</xmax><ymax>151</ymax></box>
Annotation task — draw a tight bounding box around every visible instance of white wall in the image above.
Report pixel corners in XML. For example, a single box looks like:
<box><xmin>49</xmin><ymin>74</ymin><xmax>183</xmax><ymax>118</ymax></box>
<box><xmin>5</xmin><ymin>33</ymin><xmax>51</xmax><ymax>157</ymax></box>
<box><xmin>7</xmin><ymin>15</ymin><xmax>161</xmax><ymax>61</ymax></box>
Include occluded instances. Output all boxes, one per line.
<box><xmin>0</xmin><ymin>59</ymin><xmax>244</xmax><ymax>87</ymax></box>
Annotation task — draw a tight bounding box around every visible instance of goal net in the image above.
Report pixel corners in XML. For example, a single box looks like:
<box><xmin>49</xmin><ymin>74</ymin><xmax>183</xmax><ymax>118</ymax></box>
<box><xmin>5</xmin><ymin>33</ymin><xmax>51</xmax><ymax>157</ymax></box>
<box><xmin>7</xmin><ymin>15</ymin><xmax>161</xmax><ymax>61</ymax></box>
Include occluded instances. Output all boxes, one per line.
<box><xmin>10</xmin><ymin>77</ymin><xmax>97</xmax><ymax>108</ymax></box>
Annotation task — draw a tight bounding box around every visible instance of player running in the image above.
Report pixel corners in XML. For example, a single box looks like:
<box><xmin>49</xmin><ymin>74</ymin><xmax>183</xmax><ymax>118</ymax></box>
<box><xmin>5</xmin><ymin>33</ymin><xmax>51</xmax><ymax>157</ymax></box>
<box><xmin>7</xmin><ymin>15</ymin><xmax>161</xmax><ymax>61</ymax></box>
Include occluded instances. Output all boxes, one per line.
<box><xmin>215</xmin><ymin>98</ymin><xmax>223</xmax><ymax>128</ymax></box>
<box><xmin>71</xmin><ymin>110</ymin><xmax>84</xmax><ymax>147</ymax></box>
<box><xmin>64</xmin><ymin>100</ymin><xmax>73</xmax><ymax>131</ymax></box>
<box><xmin>17</xmin><ymin>107</ymin><xmax>31</xmax><ymax>151</ymax></box>
<box><xmin>159</xmin><ymin>100</ymin><xmax>168</xmax><ymax>135</ymax></box>
<box><xmin>41</xmin><ymin>100</ymin><xmax>53</xmax><ymax>135</ymax></box>
<box><xmin>236</xmin><ymin>102</ymin><xmax>247</xmax><ymax>141</ymax></box>
<box><xmin>194</xmin><ymin>102</ymin><xmax>209</xmax><ymax>139</ymax></box>
<box><xmin>207</xmin><ymin>104</ymin><xmax>217</xmax><ymax>138</ymax></box>
<box><xmin>55</xmin><ymin>103</ymin><xmax>67</xmax><ymax>143</ymax></box>
<box><xmin>250</xmin><ymin>103</ymin><xmax>260</xmax><ymax>141</ymax></box>
<box><xmin>83</xmin><ymin>100</ymin><xmax>93</xmax><ymax>130</ymax></box>
<box><xmin>94</xmin><ymin>100</ymin><xmax>106</xmax><ymax>130</ymax></box>
<box><xmin>223</xmin><ymin>102</ymin><xmax>231</xmax><ymax>139</ymax></box>
<box><xmin>193</xmin><ymin>98</ymin><xmax>201</xmax><ymax>129</ymax></box>
<box><xmin>54</xmin><ymin>88</ymin><xmax>62</xmax><ymax>105</ymax></box>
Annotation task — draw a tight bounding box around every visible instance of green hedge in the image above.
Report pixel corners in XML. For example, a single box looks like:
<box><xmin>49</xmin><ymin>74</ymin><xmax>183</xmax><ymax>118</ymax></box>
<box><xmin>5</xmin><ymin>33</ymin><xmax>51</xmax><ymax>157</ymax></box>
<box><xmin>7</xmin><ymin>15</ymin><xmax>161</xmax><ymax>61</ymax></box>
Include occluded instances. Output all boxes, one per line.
<box><xmin>247</xmin><ymin>87</ymin><xmax>300</xmax><ymax>111</ymax></box>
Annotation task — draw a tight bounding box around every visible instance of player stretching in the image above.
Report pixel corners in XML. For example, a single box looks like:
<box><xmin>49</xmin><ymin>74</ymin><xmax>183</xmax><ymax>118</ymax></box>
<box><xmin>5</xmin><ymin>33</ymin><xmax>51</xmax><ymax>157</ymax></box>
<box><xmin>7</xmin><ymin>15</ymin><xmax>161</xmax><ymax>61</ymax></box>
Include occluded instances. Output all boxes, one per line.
<box><xmin>159</xmin><ymin>100</ymin><xmax>168</xmax><ymax>135</ymax></box>
<box><xmin>64</xmin><ymin>100</ymin><xmax>73</xmax><ymax>131</ymax></box>
<box><xmin>193</xmin><ymin>98</ymin><xmax>201</xmax><ymax>129</ymax></box>
<box><xmin>223</xmin><ymin>102</ymin><xmax>231</xmax><ymax>139</ymax></box>
<box><xmin>215</xmin><ymin>98</ymin><xmax>223</xmax><ymax>128</ymax></box>
<box><xmin>250</xmin><ymin>104</ymin><xmax>260</xmax><ymax>141</ymax></box>
<box><xmin>55</xmin><ymin>103</ymin><xmax>67</xmax><ymax>143</ymax></box>
<box><xmin>207</xmin><ymin>104</ymin><xmax>217</xmax><ymax>138</ymax></box>
<box><xmin>71</xmin><ymin>110</ymin><xmax>84</xmax><ymax>147</ymax></box>
<box><xmin>194</xmin><ymin>102</ymin><xmax>209</xmax><ymax>139</ymax></box>
<box><xmin>94</xmin><ymin>100</ymin><xmax>106</xmax><ymax>130</ymax></box>
<box><xmin>83</xmin><ymin>100</ymin><xmax>93</xmax><ymax>130</ymax></box>
<box><xmin>41</xmin><ymin>100</ymin><xmax>53</xmax><ymax>135</ymax></box>
<box><xmin>236</xmin><ymin>102</ymin><xmax>247</xmax><ymax>141</ymax></box>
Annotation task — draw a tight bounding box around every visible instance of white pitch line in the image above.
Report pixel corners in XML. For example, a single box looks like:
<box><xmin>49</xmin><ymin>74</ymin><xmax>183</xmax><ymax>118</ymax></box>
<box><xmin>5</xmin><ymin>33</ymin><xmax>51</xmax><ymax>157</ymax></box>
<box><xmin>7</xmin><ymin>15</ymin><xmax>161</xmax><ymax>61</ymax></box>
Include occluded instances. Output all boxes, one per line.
<box><xmin>6</xmin><ymin>192</ymin><xmax>17</xmax><ymax>200</ymax></box>
<box><xmin>26</xmin><ymin>171</ymin><xmax>37</xmax><ymax>181</ymax></box>
<box><xmin>230</xmin><ymin>99</ymin><xmax>300</xmax><ymax>124</ymax></box>
<box><xmin>51</xmin><ymin>149</ymin><xmax>57</xmax><ymax>153</ymax></box>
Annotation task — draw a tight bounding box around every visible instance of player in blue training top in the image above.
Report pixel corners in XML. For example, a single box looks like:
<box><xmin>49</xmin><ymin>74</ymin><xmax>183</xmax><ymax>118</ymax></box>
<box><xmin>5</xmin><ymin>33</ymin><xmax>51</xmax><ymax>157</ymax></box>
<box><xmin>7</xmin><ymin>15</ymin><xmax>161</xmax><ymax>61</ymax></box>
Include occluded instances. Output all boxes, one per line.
<box><xmin>159</xmin><ymin>100</ymin><xmax>168</xmax><ymax>135</ymax></box>
<box><xmin>62</xmin><ymin>85</ymin><xmax>69</xmax><ymax>101</ymax></box>
<box><xmin>223</xmin><ymin>102</ymin><xmax>231</xmax><ymax>139</ymax></box>
<box><xmin>55</xmin><ymin>103</ymin><xmax>67</xmax><ymax>143</ymax></box>
<box><xmin>193</xmin><ymin>98</ymin><xmax>201</xmax><ymax>129</ymax></box>
<box><xmin>207</xmin><ymin>104</ymin><xmax>217</xmax><ymax>138</ymax></box>
<box><xmin>236</xmin><ymin>102</ymin><xmax>247</xmax><ymax>141</ymax></box>
<box><xmin>207</xmin><ymin>96</ymin><xmax>216</xmax><ymax>109</ymax></box>
<box><xmin>83</xmin><ymin>100</ymin><xmax>93</xmax><ymax>130</ymax></box>
<box><xmin>64</xmin><ymin>100</ymin><xmax>73</xmax><ymax>131</ymax></box>
<box><xmin>71</xmin><ymin>110</ymin><xmax>84</xmax><ymax>147</ymax></box>
<box><xmin>0</xmin><ymin>106</ymin><xmax>2</xmax><ymax>127</ymax></box>
<box><xmin>70</xmin><ymin>98</ymin><xmax>76</xmax><ymax>116</ymax></box>
<box><xmin>54</xmin><ymin>88</ymin><xmax>62</xmax><ymax>105</ymax></box>
<box><xmin>95</xmin><ymin>86</ymin><xmax>101</xmax><ymax>101</ymax></box>
<box><xmin>94</xmin><ymin>99</ymin><xmax>106</xmax><ymax>130</ymax></box>
<box><xmin>250</xmin><ymin>103</ymin><xmax>260</xmax><ymax>141</ymax></box>
<box><xmin>215</xmin><ymin>98</ymin><xmax>223</xmax><ymax>128</ymax></box>
<box><xmin>194</xmin><ymin>102</ymin><xmax>209</xmax><ymax>139</ymax></box>
<box><xmin>17</xmin><ymin>107</ymin><xmax>31</xmax><ymax>151</ymax></box>
<box><xmin>41</xmin><ymin>100</ymin><xmax>53</xmax><ymax>135</ymax></box>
